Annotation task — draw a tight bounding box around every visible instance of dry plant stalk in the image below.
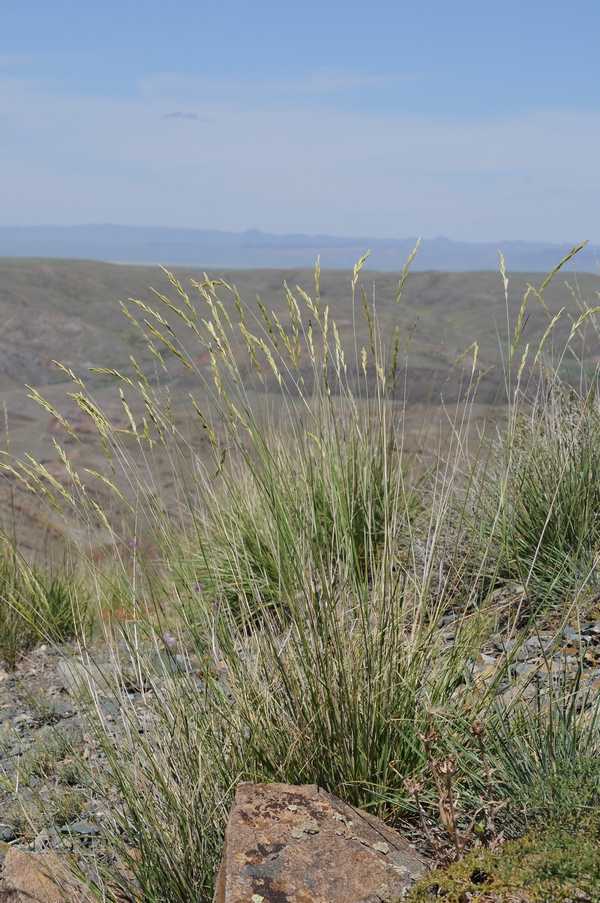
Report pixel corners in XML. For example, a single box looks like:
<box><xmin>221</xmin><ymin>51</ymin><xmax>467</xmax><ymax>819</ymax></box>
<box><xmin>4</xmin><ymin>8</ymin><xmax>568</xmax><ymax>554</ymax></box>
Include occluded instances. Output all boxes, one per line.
<box><xmin>471</xmin><ymin>719</ymin><xmax>507</xmax><ymax>847</ymax></box>
<box><xmin>411</xmin><ymin>718</ymin><xmax>506</xmax><ymax>862</ymax></box>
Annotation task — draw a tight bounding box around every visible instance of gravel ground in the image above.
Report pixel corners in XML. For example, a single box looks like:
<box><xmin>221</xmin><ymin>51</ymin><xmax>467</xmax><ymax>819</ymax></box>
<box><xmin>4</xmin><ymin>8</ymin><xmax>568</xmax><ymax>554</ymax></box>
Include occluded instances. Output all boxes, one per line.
<box><xmin>0</xmin><ymin>638</ymin><xmax>197</xmax><ymax>863</ymax></box>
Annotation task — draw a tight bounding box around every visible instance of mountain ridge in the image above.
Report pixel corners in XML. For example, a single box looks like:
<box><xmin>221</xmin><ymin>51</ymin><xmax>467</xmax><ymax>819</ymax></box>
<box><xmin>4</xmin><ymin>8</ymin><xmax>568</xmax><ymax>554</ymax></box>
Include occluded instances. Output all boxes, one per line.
<box><xmin>0</xmin><ymin>225</ymin><xmax>597</xmax><ymax>272</ymax></box>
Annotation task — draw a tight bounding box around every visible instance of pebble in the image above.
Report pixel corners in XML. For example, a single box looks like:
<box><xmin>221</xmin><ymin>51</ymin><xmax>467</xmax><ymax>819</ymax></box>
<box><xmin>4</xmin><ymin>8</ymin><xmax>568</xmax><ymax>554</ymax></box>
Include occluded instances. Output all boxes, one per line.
<box><xmin>62</xmin><ymin>819</ymin><xmax>101</xmax><ymax>837</ymax></box>
<box><xmin>149</xmin><ymin>649</ymin><xmax>192</xmax><ymax>676</ymax></box>
<box><xmin>0</xmin><ymin>825</ymin><xmax>15</xmax><ymax>842</ymax></box>
<box><xmin>464</xmin><ymin>615</ymin><xmax>600</xmax><ymax>709</ymax></box>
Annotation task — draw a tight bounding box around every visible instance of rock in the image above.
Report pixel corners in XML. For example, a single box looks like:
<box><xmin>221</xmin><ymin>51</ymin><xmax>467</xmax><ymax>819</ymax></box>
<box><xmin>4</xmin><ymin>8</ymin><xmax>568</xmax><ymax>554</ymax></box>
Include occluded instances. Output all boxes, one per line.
<box><xmin>0</xmin><ymin>828</ymin><xmax>14</xmax><ymax>844</ymax></box>
<box><xmin>55</xmin><ymin>660</ymin><xmax>112</xmax><ymax>697</ymax></box>
<box><xmin>515</xmin><ymin>662</ymin><xmax>536</xmax><ymax>677</ymax></box>
<box><xmin>99</xmin><ymin>698</ymin><xmax>120</xmax><ymax>717</ymax></box>
<box><xmin>61</xmin><ymin>820</ymin><xmax>100</xmax><ymax>837</ymax></box>
<box><xmin>213</xmin><ymin>782</ymin><xmax>426</xmax><ymax>903</ymax></box>
<box><xmin>0</xmin><ymin>847</ymin><xmax>95</xmax><ymax>902</ymax></box>
<box><xmin>32</xmin><ymin>830</ymin><xmax>52</xmax><ymax>853</ymax></box>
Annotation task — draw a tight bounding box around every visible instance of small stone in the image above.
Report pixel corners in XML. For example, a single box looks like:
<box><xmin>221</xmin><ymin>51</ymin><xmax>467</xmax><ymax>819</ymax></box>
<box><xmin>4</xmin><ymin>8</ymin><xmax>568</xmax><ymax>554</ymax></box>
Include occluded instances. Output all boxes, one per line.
<box><xmin>499</xmin><ymin>683</ymin><xmax>536</xmax><ymax>707</ymax></box>
<box><xmin>33</xmin><ymin>831</ymin><xmax>51</xmax><ymax>852</ymax></box>
<box><xmin>47</xmin><ymin>699</ymin><xmax>74</xmax><ymax>717</ymax></box>
<box><xmin>477</xmin><ymin>653</ymin><xmax>497</xmax><ymax>665</ymax></box>
<box><xmin>13</xmin><ymin>714</ymin><xmax>31</xmax><ymax>725</ymax></box>
<box><xmin>0</xmin><ymin>823</ymin><xmax>15</xmax><ymax>842</ymax></box>
<box><xmin>56</xmin><ymin>660</ymin><xmax>113</xmax><ymax>697</ymax></box>
<box><xmin>473</xmin><ymin>662</ymin><xmax>497</xmax><ymax>683</ymax></box>
<box><xmin>61</xmin><ymin>819</ymin><xmax>101</xmax><ymax>837</ymax></box>
<box><xmin>515</xmin><ymin>662</ymin><xmax>536</xmax><ymax>676</ymax></box>
<box><xmin>99</xmin><ymin>698</ymin><xmax>120</xmax><ymax>717</ymax></box>
<box><xmin>149</xmin><ymin>651</ymin><xmax>192</xmax><ymax>677</ymax></box>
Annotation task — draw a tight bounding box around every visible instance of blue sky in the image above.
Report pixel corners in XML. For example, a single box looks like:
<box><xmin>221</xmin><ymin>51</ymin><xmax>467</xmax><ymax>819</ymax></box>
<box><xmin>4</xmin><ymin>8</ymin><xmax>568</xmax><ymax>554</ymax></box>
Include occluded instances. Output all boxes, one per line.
<box><xmin>1</xmin><ymin>0</ymin><xmax>599</xmax><ymax>242</ymax></box>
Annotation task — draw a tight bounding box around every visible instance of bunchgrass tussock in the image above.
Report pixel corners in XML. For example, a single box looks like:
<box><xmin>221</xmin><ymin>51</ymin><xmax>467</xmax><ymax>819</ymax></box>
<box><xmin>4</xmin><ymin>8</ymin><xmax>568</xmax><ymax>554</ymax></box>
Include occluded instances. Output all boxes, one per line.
<box><xmin>0</xmin><ymin>543</ymin><xmax>88</xmax><ymax>668</ymax></box>
<box><xmin>498</xmin><ymin>376</ymin><xmax>600</xmax><ymax>608</ymax></box>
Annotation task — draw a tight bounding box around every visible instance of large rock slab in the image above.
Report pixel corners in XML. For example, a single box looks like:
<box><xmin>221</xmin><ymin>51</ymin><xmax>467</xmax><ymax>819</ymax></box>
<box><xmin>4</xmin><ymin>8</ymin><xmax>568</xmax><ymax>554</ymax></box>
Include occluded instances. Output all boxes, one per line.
<box><xmin>0</xmin><ymin>848</ymin><xmax>94</xmax><ymax>903</ymax></box>
<box><xmin>213</xmin><ymin>782</ymin><xmax>427</xmax><ymax>903</ymax></box>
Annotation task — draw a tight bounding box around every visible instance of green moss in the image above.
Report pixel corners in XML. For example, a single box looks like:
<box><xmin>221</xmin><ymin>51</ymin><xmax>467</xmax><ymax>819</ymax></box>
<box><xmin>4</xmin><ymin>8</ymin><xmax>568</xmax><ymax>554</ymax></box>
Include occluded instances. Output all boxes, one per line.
<box><xmin>409</xmin><ymin>813</ymin><xmax>600</xmax><ymax>902</ymax></box>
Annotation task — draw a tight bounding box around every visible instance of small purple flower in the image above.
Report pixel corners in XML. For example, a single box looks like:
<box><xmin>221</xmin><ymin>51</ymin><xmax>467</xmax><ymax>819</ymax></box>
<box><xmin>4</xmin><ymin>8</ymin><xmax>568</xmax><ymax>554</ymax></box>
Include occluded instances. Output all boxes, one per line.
<box><xmin>193</xmin><ymin>582</ymin><xmax>204</xmax><ymax>592</ymax></box>
<box><xmin>129</xmin><ymin>538</ymin><xmax>140</xmax><ymax>549</ymax></box>
<box><xmin>163</xmin><ymin>632</ymin><xmax>176</xmax><ymax>648</ymax></box>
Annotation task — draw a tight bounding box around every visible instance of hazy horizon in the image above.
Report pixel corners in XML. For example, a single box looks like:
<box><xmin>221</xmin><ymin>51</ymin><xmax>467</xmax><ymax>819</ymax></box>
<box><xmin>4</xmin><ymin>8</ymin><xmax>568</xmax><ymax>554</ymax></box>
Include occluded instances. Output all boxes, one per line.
<box><xmin>0</xmin><ymin>223</ymin><xmax>594</xmax><ymax>246</ymax></box>
<box><xmin>0</xmin><ymin>224</ymin><xmax>596</xmax><ymax>272</ymax></box>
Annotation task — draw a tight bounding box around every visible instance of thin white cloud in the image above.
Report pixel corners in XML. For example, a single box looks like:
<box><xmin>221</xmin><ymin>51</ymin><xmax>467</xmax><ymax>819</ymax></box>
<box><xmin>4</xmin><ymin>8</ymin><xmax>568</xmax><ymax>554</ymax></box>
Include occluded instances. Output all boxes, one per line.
<box><xmin>162</xmin><ymin>111</ymin><xmax>199</xmax><ymax>120</ymax></box>
<box><xmin>302</xmin><ymin>67</ymin><xmax>424</xmax><ymax>93</ymax></box>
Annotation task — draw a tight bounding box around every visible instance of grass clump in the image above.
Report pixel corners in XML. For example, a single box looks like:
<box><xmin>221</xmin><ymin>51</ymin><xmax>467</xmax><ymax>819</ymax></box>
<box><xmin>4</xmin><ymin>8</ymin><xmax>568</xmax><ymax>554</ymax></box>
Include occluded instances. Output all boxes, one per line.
<box><xmin>491</xmin><ymin>378</ymin><xmax>600</xmax><ymax>611</ymax></box>
<box><xmin>194</xmin><ymin>419</ymin><xmax>419</xmax><ymax>616</ymax></box>
<box><xmin>397</xmin><ymin>674</ymin><xmax>600</xmax><ymax>861</ymax></box>
<box><xmin>486</xmin><ymin>680</ymin><xmax>600</xmax><ymax>823</ymax></box>
<box><xmin>0</xmin><ymin>548</ymin><xmax>88</xmax><ymax>669</ymax></box>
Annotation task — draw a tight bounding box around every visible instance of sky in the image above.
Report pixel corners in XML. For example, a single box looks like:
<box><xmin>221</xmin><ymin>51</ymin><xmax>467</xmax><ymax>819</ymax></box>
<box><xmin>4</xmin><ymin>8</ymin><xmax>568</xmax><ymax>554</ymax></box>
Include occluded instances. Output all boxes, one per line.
<box><xmin>1</xmin><ymin>0</ymin><xmax>599</xmax><ymax>243</ymax></box>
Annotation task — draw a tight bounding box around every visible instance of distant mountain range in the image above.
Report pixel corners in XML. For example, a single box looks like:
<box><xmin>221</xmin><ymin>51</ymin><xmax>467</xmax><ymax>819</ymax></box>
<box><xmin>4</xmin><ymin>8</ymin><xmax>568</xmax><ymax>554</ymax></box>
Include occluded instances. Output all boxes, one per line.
<box><xmin>0</xmin><ymin>225</ymin><xmax>598</xmax><ymax>273</ymax></box>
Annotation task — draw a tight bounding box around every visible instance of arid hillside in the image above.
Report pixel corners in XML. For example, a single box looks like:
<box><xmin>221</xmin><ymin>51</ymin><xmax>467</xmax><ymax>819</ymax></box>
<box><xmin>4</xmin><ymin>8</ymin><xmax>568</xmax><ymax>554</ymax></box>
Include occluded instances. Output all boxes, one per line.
<box><xmin>0</xmin><ymin>255</ymin><xmax>598</xmax><ymax>555</ymax></box>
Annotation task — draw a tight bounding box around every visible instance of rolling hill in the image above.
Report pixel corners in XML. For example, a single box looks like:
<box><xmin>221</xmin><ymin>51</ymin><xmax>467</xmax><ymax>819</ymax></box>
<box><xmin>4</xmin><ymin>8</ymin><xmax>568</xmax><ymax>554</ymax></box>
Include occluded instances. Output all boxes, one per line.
<box><xmin>0</xmin><ymin>255</ymin><xmax>598</xmax><ymax>554</ymax></box>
